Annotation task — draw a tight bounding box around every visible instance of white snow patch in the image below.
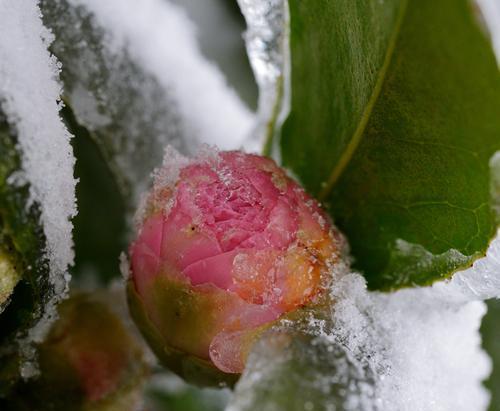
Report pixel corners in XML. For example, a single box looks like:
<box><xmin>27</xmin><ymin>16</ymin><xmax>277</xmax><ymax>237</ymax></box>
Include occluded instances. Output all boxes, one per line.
<box><xmin>326</xmin><ymin>270</ymin><xmax>491</xmax><ymax>410</ymax></box>
<box><xmin>477</xmin><ymin>0</ymin><xmax>500</xmax><ymax>65</ymax></box>
<box><xmin>0</xmin><ymin>0</ymin><xmax>77</xmax><ymax>376</ymax></box>
<box><xmin>68</xmin><ymin>0</ymin><xmax>254</xmax><ymax>151</ymax></box>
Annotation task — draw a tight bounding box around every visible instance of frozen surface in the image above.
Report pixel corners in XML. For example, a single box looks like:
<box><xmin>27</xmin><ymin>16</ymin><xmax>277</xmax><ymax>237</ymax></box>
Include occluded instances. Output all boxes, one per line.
<box><xmin>0</xmin><ymin>0</ymin><xmax>77</xmax><ymax>375</ymax></box>
<box><xmin>237</xmin><ymin>0</ymin><xmax>290</xmax><ymax>154</ymax></box>
<box><xmin>229</xmin><ymin>233</ymin><xmax>500</xmax><ymax>411</ymax></box>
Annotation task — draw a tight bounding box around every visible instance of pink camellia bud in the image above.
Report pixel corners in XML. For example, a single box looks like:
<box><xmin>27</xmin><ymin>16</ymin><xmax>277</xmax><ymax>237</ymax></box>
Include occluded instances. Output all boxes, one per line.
<box><xmin>127</xmin><ymin>148</ymin><xmax>338</xmax><ymax>384</ymax></box>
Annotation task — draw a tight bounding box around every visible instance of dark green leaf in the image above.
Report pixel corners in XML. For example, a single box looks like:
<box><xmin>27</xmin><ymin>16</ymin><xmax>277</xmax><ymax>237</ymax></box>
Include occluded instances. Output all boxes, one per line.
<box><xmin>61</xmin><ymin>106</ymin><xmax>127</xmax><ymax>285</ymax></box>
<box><xmin>281</xmin><ymin>0</ymin><xmax>500</xmax><ymax>289</ymax></box>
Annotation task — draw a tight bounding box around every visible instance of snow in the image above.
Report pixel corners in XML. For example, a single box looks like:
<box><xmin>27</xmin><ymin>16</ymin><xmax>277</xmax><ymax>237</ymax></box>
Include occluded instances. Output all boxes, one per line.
<box><xmin>67</xmin><ymin>0</ymin><xmax>254</xmax><ymax>151</ymax></box>
<box><xmin>0</xmin><ymin>0</ymin><xmax>77</xmax><ymax>375</ymax></box>
<box><xmin>42</xmin><ymin>0</ymin><xmax>186</xmax><ymax>203</ymax></box>
<box><xmin>477</xmin><ymin>0</ymin><xmax>500</xmax><ymax>65</ymax></box>
<box><xmin>133</xmin><ymin>145</ymin><xmax>190</xmax><ymax>228</ymax></box>
<box><xmin>326</xmin><ymin>273</ymin><xmax>490</xmax><ymax>410</ymax></box>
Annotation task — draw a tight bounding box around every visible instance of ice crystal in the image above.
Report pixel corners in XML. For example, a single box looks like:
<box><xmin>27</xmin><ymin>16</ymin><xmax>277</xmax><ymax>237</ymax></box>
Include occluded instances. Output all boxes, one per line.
<box><xmin>237</xmin><ymin>0</ymin><xmax>290</xmax><ymax>154</ymax></box>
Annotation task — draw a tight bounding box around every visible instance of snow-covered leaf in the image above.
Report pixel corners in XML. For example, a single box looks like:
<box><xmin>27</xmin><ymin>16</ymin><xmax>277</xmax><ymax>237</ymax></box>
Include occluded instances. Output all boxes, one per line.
<box><xmin>37</xmin><ymin>0</ymin><xmax>257</xmax><ymax>287</ymax></box>
<box><xmin>41</xmin><ymin>0</ymin><xmax>255</xmax><ymax>206</ymax></box>
<box><xmin>281</xmin><ymin>0</ymin><xmax>500</xmax><ymax>289</ymax></box>
<box><xmin>0</xmin><ymin>0</ymin><xmax>77</xmax><ymax>380</ymax></box>
<box><xmin>0</xmin><ymin>114</ymin><xmax>48</xmax><ymax>392</ymax></box>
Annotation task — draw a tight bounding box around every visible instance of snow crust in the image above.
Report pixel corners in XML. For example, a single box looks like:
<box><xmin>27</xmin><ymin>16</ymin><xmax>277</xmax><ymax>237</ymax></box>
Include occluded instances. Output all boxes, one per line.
<box><xmin>68</xmin><ymin>0</ymin><xmax>254</xmax><ymax>151</ymax></box>
<box><xmin>0</xmin><ymin>0</ymin><xmax>77</xmax><ymax>373</ymax></box>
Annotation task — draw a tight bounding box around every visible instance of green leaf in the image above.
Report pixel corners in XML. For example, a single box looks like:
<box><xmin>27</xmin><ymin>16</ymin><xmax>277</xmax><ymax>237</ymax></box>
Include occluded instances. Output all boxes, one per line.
<box><xmin>281</xmin><ymin>0</ymin><xmax>500</xmax><ymax>289</ymax></box>
<box><xmin>61</xmin><ymin>106</ymin><xmax>127</xmax><ymax>285</ymax></box>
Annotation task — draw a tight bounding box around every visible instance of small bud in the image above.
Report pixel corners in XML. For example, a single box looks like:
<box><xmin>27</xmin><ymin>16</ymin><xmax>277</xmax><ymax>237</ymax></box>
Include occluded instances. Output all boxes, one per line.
<box><xmin>3</xmin><ymin>293</ymin><xmax>148</xmax><ymax>411</ymax></box>
<box><xmin>128</xmin><ymin>149</ymin><xmax>338</xmax><ymax>383</ymax></box>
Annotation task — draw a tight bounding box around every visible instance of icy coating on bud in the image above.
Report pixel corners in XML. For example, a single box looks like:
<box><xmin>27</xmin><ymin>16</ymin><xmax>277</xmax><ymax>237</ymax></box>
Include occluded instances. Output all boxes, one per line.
<box><xmin>128</xmin><ymin>148</ymin><xmax>338</xmax><ymax>378</ymax></box>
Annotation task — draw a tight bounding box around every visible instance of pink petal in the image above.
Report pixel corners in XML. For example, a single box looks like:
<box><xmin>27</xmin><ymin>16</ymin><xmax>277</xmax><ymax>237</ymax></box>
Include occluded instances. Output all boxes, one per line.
<box><xmin>130</xmin><ymin>213</ymin><xmax>164</xmax><ymax>294</ymax></box>
<box><xmin>223</xmin><ymin>301</ymin><xmax>281</xmax><ymax>329</ymax></box>
<box><xmin>161</xmin><ymin>205</ymin><xmax>221</xmax><ymax>270</ymax></box>
<box><xmin>182</xmin><ymin>250</ymin><xmax>237</xmax><ymax>289</ymax></box>
<box><xmin>265</xmin><ymin>197</ymin><xmax>298</xmax><ymax>248</ymax></box>
<box><xmin>209</xmin><ymin>304</ymin><xmax>280</xmax><ymax>374</ymax></box>
<box><xmin>209</xmin><ymin>330</ymin><xmax>250</xmax><ymax>374</ymax></box>
<box><xmin>137</xmin><ymin>214</ymin><xmax>164</xmax><ymax>258</ymax></box>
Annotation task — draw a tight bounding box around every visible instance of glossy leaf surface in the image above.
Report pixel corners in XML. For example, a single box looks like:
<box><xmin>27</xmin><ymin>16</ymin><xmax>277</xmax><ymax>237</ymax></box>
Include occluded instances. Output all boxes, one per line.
<box><xmin>282</xmin><ymin>0</ymin><xmax>500</xmax><ymax>289</ymax></box>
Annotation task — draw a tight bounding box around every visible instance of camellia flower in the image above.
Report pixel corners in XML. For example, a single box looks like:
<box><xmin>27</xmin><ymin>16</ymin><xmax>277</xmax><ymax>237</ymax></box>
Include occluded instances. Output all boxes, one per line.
<box><xmin>127</xmin><ymin>148</ymin><xmax>339</xmax><ymax>384</ymax></box>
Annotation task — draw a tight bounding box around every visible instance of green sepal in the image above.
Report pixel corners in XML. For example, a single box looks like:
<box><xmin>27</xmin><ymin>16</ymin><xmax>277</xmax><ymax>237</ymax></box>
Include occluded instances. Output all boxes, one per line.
<box><xmin>127</xmin><ymin>279</ymin><xmax>238</xmax><ymax>388</ymax></box>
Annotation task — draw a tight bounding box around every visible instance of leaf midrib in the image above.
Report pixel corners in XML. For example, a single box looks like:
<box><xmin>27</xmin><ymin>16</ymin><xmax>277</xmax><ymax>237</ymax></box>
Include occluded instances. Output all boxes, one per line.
<box><xmin>318</xmin><ymin>0</ymin><xmax>409</xmax><ymax>201</ymax></box>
